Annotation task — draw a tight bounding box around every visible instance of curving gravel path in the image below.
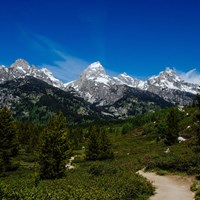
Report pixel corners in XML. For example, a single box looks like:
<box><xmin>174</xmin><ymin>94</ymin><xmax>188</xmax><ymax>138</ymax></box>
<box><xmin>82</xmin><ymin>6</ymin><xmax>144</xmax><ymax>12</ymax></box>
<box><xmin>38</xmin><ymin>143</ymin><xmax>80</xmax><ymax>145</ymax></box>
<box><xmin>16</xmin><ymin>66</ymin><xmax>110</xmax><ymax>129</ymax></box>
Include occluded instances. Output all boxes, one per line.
<box><xmin>138</xmin><ymin>170</ymin><xmax>195</xmax><ymax>200</ymax></box>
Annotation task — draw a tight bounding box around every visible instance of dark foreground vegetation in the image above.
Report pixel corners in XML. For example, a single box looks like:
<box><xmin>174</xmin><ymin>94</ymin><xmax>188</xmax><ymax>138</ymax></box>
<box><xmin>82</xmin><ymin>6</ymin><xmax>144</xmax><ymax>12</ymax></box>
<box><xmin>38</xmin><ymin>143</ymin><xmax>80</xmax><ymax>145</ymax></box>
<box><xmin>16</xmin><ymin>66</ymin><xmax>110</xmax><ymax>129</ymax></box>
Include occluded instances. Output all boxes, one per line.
<box><xmin>0</xmin><ymin>95</ymin><xmax>200</xmax><ymax>199</ymax></box>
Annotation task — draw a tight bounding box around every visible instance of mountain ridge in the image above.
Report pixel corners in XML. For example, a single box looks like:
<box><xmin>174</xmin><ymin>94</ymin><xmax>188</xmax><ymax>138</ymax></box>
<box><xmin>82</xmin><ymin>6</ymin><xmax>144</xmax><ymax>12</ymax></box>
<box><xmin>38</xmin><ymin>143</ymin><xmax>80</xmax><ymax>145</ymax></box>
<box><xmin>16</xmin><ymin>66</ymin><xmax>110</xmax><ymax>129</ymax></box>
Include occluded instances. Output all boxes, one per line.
<box><xmin>1</xmin><ymin>59</ymin><xmax>199</xmax><ymax>93</ymax></box>
<box><xmin>0</xmin><ymin>59</ymin><xmax>199</xmax><ymax>114</ymax></box>
<box><xmin>65</xmin><ymin>61</ymin><xmax>199</xmax><ymax>105</ymax></box>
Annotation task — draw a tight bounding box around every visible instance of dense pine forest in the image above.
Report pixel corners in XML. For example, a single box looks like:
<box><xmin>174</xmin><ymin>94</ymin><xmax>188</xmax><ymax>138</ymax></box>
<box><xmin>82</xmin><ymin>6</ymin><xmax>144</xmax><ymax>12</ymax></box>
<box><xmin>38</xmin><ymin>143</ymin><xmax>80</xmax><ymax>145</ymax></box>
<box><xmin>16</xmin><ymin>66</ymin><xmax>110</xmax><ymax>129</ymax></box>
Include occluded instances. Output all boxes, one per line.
<box><xmin>0</xmin><ymin>95</ymin><xmax>200</xmax><ymax>199</ymax></box>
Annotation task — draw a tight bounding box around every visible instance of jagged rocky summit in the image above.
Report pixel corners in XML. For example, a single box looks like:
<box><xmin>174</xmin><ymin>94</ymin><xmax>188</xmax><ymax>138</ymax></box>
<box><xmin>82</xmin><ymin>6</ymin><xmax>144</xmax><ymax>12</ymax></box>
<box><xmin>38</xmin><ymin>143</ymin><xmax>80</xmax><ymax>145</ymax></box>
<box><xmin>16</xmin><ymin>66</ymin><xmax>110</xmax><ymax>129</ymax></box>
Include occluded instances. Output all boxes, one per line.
<box><xmin>0</xmin><ymin>59</ymin><xmax>63</xmax><ymax>88</ymax></box>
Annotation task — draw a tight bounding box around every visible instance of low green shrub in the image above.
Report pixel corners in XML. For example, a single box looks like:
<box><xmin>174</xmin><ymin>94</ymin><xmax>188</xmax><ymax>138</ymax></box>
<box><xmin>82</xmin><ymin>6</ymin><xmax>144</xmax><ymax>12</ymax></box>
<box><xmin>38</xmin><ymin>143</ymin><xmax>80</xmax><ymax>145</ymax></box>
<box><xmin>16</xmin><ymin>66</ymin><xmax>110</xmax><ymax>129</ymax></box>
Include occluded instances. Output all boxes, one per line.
<box><xmin>191</xmin><ymin>182</ymin><xmax>199</xmax><ymax>192</ymax></box>
<box><xmin>196</xmin><ymin>190</ymin><xmax>200</xmax><ymax>200</ymax></box>
<box><xmin>88</xmin><ymin>163</ymin><xmax>118</xmax><ymax>176</ymax></box>
<box><xmin>156</xmin><ymin>169</ymin><xmax>168</xmax><ymax>176</ymax></box>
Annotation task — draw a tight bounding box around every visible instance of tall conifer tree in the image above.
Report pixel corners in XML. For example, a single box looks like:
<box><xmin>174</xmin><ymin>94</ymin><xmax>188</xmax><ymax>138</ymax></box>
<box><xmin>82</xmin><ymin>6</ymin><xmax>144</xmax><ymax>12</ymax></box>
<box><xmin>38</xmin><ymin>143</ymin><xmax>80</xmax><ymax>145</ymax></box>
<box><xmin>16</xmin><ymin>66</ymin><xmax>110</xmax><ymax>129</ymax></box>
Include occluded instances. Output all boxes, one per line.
<box><xmin>0</xmin><ymin>106</ymin><xmax>18</xmax><ymax>172</ymax></box>
<box><xmin>86</xmin><ymin>126</ymin><xmax>113</xmax><ymax>161</ymax></box>
<box><xmin>85</xmin><ymin>126</ymin><xmax>100</xmax><ymax>161</ymax></box>
<box><xmin>98</xmin><ymin>129</ymin><xmax>114</xmax><ymax>160</ymax></box>
<box><xmin>38</xmin><ymin>112</ymin><xmax>69</xmax><ymax>179</ymax></box>
<box><xmin>196</xmin><ymin>94</ymin><xmax>200</xmax><ymax>145</ymax></box>
<box><xmin>165</xmin><ymin>107</ymin><xmax>179</xmax><ymax>145</ymax></box>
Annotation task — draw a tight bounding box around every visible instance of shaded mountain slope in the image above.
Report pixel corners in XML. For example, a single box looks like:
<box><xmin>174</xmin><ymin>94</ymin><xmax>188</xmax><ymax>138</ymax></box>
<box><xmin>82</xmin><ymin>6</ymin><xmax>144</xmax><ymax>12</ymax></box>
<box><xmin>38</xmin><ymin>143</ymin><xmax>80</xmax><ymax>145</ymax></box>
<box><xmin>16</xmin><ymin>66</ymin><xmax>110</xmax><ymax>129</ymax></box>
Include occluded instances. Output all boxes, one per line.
<box><xmin>0</xmin><ymin>76</ymin><xmax>100</xmax><ymax>124</ymax></box>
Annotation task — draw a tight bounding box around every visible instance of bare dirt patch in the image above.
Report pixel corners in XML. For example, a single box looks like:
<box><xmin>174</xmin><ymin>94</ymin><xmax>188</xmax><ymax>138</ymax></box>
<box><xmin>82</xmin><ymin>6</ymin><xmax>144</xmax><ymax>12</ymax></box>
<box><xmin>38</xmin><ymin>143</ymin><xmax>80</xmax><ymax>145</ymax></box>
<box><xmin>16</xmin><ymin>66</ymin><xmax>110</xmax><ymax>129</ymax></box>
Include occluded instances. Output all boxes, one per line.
<box><xmin>138</xmin><ymin>170</ymin><xmax>195</xmax><ymax>200</ymax></box>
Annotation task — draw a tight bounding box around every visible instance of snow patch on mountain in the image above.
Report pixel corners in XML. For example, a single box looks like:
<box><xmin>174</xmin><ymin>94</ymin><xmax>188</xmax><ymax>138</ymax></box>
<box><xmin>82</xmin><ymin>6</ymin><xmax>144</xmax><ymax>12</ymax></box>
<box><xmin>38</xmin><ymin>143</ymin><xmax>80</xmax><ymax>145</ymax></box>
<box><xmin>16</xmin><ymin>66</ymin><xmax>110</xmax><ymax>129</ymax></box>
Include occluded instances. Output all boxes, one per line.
<box><xmin>114</xmin><ymin>72</ymin><xmax>146</xmax><ymax>89</ymax></box>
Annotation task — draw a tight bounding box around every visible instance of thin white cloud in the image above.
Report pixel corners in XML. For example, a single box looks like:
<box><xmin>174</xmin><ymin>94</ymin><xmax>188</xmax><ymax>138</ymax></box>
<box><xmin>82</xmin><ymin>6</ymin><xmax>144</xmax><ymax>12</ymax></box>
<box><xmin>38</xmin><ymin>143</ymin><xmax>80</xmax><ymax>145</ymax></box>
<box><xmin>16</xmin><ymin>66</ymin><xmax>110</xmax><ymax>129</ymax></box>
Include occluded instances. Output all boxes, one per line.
<box><xmin>19</xmin><ymin>30</ymin><xmax>90</xmax><ymax>82</ymax></box>
<box><xmin>178</xmin><ymin>68</ymin><xmax>200</xmax><ymax>84</ymax></box>
<box><xmin>41</xmin><ymin>52</ymin><xmax>89</xmax><ymax>82</ymax></box>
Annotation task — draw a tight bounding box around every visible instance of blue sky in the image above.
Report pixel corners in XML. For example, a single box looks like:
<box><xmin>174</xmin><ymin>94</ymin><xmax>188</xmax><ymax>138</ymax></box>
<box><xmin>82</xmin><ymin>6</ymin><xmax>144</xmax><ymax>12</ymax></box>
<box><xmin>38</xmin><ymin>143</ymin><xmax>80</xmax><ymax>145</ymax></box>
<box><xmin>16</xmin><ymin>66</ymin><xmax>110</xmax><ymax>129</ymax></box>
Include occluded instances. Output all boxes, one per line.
<box><xmin>1</xmin><ymin>0</ymin><xmax>200</xmax><ymax>83</ymax></box>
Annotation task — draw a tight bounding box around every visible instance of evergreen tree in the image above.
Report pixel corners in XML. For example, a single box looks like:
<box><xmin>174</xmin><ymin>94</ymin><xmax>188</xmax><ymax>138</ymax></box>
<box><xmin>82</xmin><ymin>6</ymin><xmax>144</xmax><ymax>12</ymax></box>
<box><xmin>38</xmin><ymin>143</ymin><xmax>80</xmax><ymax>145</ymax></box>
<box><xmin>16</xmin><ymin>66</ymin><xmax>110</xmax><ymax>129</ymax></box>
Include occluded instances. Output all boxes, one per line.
<box><xmin>38</xmin><ymin>112</ymin><xmax>70</xmax><ymax>179</ymax></box>
<box><xmin>85</xmin><ymin>126</ymin><xmax>113</xmax><ymax>161</ymax></box>
<box><xmin>196</xmin><ymin>94</ymin><xmax>200</xmax><ymax>108</ymax></box>
<box><xmin>85</xmin><ymin>126</ymin><xmax>100</xmax><ymax>161</ymax></box>
<box><xmin>195</xmin><ymin>93</ymin><xmax>200</xmax><ymax>145</ymax></box>
<box><xmin>17</xmin><ymin>121</ymin><xmax>42</xmax><ymax>152</ymax></box>
<box><xmin>98</xmin><ymin>129</ymin><xmax>114</xmax><ymax>160</ymax></box>
<box><xmin>156</xmin><ymin>120</ymin><xmax>167</xmax><ymax>141</ymax></box>
<box><xmin>196</xmin><ymin>112</ymin><xmax>200</xmax><ymax>145</ymax></box>
<box><xmin>0</xmin><ymin>106</ymin><xmax>18</xmax><ymax>172</ymax></box>
<box><xmin>165</xmin><ymin>107</ymin><xmax>179</xmax><ymax>145</ymax></box>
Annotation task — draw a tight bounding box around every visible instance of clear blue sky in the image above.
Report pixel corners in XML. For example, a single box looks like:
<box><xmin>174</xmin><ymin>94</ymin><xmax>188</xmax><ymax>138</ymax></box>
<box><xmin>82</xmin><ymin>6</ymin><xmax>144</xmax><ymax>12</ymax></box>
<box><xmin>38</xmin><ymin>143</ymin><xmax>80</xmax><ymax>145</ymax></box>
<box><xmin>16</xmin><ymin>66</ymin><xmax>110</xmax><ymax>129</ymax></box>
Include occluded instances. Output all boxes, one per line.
<box><xmin>1</xmin><ymin>0</ymin><xmax>200</xmax><ymax>82</ymax></box>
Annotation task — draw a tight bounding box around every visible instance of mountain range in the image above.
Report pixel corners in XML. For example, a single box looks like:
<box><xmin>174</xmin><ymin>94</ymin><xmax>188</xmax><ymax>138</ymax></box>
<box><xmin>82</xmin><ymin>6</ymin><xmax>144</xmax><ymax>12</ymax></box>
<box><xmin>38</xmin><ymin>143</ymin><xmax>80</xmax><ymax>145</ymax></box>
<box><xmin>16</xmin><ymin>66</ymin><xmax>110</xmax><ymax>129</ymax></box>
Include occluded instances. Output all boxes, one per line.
<box><xmin>0</xmin><ymin>59</ymin><xmax>199</xmax><ymax>121</ymax></box>
<box><xmin>65</xmin><ymin>61</ymin><xmax>199</xmax><ymax>106</ymax></box>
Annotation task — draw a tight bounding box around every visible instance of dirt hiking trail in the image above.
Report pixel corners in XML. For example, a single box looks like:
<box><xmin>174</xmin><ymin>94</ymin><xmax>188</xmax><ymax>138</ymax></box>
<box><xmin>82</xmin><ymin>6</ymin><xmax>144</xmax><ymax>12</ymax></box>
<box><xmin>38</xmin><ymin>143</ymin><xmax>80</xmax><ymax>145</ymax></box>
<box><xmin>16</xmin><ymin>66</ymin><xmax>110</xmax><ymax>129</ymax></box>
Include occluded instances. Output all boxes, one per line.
<box><xmin>138</xmin><ymin>170</ymin><xmax>195</xmax><ymax>200</ymax></box>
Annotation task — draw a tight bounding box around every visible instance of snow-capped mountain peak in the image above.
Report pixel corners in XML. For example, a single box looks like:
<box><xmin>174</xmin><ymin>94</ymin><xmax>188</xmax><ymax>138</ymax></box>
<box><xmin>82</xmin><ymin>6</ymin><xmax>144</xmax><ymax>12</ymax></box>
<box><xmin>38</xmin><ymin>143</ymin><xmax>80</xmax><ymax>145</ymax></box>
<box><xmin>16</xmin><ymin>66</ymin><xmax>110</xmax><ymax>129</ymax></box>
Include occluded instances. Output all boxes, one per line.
<box><xmin>147</xmin><ymin>67</ymin><xmax>199</xmax><ymax>95</ymax></box>
<box><xmin>10</xmin><ymin>58</ymin><xmax>31</xmax><ymax>72</ymax></box>
<box><xmin>77</xmin><ymin>61</ymin><xmax>113</xmax><ymax>86</ymax></box>
<box><xmin>87</xmin><ymin>61</ymin><xmax>104</xmax><ymax>70</ymax></box>
<box><xmin>147</xmin><ymin>68</ymin><xmax>181</xmax><ymax>89</ymax></box>
<box><xmin>159</xmin><ymin>67</ymin><xmax>181</xmax><ymax>81</ymax></box>
<box><xmin>65</xmin><ymin>61</ymin><xmax>117</xmax><ymax>104</ymax></box>
<box><xmin>81</xmin><ymin>61</ymin><xmax>107</xmax><ymax>80</ymax></box>
<box><xmin>164</xmin><ymin>67</ymin><xmax>175</xmax><ymax>73</ymax></box>
<box><xmin>0</xmin><ymin>59</ymin><xmax>63</xmax><ymax>88</ymax></box>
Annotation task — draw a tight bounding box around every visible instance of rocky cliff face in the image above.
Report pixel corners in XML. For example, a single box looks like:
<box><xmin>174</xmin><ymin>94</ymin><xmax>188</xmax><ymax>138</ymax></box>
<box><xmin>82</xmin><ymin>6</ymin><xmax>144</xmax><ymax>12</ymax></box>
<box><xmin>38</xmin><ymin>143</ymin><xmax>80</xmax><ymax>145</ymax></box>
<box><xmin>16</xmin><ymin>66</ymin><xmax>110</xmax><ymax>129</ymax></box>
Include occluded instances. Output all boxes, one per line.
<box><xmin>99</xmin><ymin>86</ymin><xmax>173</xmax><ymax>118</ymax></box>
<box><xmin>0</xmin><ymin>76</ymin><xmax>102</xmax><ymax>123</ymax></box>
